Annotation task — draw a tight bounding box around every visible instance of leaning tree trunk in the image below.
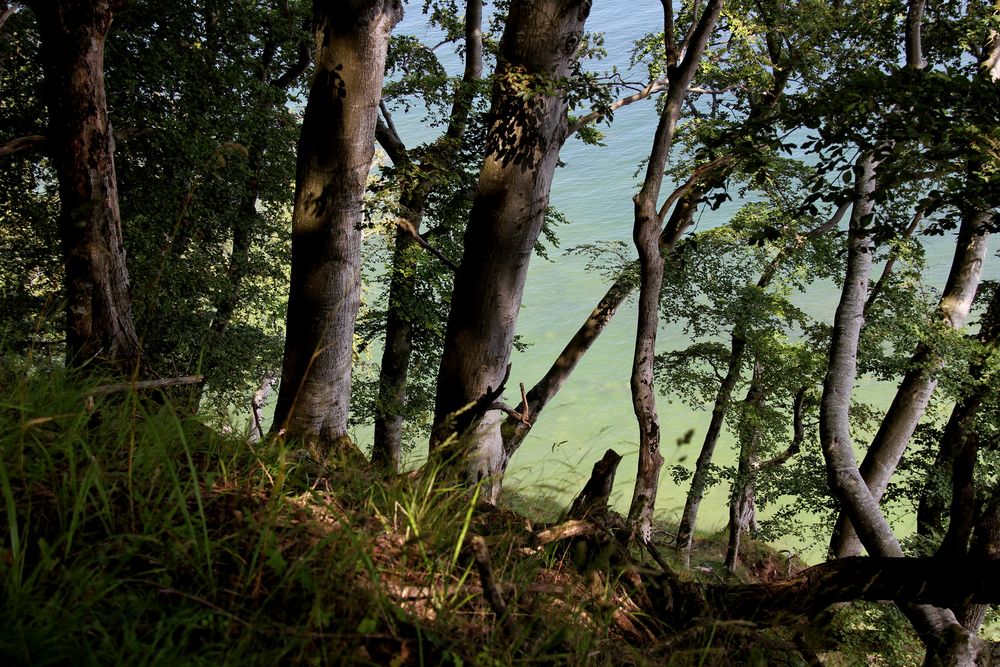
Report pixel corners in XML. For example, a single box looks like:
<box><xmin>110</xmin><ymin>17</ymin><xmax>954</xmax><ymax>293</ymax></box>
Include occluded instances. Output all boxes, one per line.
<box><xmin>819</xmin><ymin>152</ymin><xmax>978</xmax><ymax>666</ymax></box>
<box><xmin>626</xmin><ymin>0</ymin><xmax>725</xmax><ymax>542</ymax></box>
<box><xmin>31</xmin><ymin>0</ymin><xmax>141</xmax><ymax>376</ymax></box>
<box><xmin>499</xmin><ymin>185</ymin><xmax>705</xmax><ymax>461</ymax></box>
<box><xmin>429</xmin><ymin>0</ymin><xmax>593</xmax><ymax>503</ymax></box>
<box><xmin>371</xmin><ymin>0</ymin><xmax>483</xmax><ymax>473</ymax></box>
<box><xmin>830</xmin><ymin>211</ymin><xmax>989</xmax><ymax>557</ymax></box>
<box><xmin>917</xmin><ymin>285</ymin><xmax>1000</xmax><ymax>538</ymax></box>
<box><xmin>830</xmin><ymin>4</ymin><xmax>997</xmax><ymax>557</ymax></box>
<box><xmin>272</xmin><ymin>0</ymin><xmax>403</xmax><ymax>449</ymax></box>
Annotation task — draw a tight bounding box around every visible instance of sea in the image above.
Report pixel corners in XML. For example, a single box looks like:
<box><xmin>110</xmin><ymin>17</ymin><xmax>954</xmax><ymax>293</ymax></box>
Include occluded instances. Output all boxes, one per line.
<box><xmin>374</xmin><ymin>1</ymin><xmax>998</xmax><ymax>560</ymax></box>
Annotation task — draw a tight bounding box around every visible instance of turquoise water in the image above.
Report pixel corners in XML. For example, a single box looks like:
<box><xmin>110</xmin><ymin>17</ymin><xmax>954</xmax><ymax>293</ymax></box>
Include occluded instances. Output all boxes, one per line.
<box><xmin>380</xmin><ymin>2</ymin><xmax>997</xmax><ymax>557</ymax></box>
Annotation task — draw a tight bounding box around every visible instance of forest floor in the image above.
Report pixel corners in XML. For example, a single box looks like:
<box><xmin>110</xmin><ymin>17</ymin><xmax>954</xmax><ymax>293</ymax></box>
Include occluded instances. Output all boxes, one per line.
<box><xmin>0</xmin><ymin>370</ymin><xmax>925</xmax><ymax>665</ymax></box>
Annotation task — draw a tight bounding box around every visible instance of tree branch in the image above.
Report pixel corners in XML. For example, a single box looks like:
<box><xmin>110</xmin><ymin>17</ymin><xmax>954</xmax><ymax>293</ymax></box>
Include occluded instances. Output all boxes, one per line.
<box><xmin>394</xmin><ymin>217</ymin><xmax>458</xmax><ymax>271</ymax></box>
<box><xmin>0</xmin><ymin>134</ymin><xmax>47</xmax><ymax>157</ymax></box>
<box><xmin>271</xmin><ymin>40</ymin><xmax>311</xmax><ymax>90</ymax></box>
<box><xmin>566</xmin><ymin>79</ymin><xmax>668</xmax><ymax>139</ymax></box>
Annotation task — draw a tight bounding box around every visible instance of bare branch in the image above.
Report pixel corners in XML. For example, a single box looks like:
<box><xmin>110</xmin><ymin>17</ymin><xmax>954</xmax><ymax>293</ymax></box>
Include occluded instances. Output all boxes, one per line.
<box><xmin>470</xmin><ymin>536</ymin><xmax>515</xmax><ymax>636</ymax></box>
<box><xmin>394</xmin><ymin>217</ymin><xmax>458</xmax><ymax>271</ymax></box>
<box><xmin>0</xmin><ymin>134</ymin><xmax>47</xmax><ymax>157</ymax></box>
<box><xmin>2</xmin><ymin>128</ymin><xmax>152</xmax><ymax>158</ymax></box>
<box><xmin>0</xmin><ymin>2</ymin><xmax>20</xmax><ymax>33</ymax></box>
<box><xmin>271</xmin><ymin>40</ymin><xmax>311</xmax><ymax>90</ymax></box>
<box><xmin>567</xmin><ymin>79</ymin><xmax>668</xmax><ymax>138</ymax></box>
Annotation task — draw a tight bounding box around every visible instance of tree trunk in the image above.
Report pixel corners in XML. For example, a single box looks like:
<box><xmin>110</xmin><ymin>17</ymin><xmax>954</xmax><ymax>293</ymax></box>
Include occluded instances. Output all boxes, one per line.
<box><xmin>208</xmin><ymin>36</ymin><xmax>311</xmax><ymax>343</ymax></box>
<box><xmin>677</xmin><ymin>203</ymin><xmax>847</xmax><ymax>563</ymax></box>
<box><xmin>917</xmin><ymin>286</ymin><xmax>999</xmax><ymax>538</ymax></box>
<box><xmin>960</xmin><ymin>490</ymin><xmax>1000</xmax><ymax>633</ymax></box>
<box><xmin>725</xmin><ymin>362</ymin><xmax>765</xmax><ymax>575</ymax></box>
<box><xmin>372</xmin><ymin>0</ymin><xmax>483</xmax><ymax>473</ymax></box>
<box><xmin>831</xmin><ymin>5</ymin><xmax>995</xmax><ymax>556</ymax></box>
<box><xmin>831</xmin><ymin>211</ymin><xmax>989</xmax><ymax>557</ymax></box>
<box><xmin>679</xmin><ymin>334</ymin><xmax>746</xmax><ymax>560</ymax></box>
<box><xmin>272</xmin><ymin>0</ymin><xmax>402</xmax><ymax>448</ymax></box>
<box><xmin>429</xmin><ymin>0</ymin><xmax>593</xmax><ymax>502</ymax></box>
<box><xmin>31</xmin><ymin>0</ymin><xmax>141</xmax><ymax>375</ymax></box>
<box><xmin>499</xmin><ymin>188</ymin><xmax>702</xmax><ymax>460</ymax></box>
<box><xmin>626</xmin><ymin>0</ymin><xmax>725</xmax><ymax>542</ymax></box>
<box><xmin>819</xmin><ymin>153</ymin><xmax>977</xmax><ymax>666</ymax></box>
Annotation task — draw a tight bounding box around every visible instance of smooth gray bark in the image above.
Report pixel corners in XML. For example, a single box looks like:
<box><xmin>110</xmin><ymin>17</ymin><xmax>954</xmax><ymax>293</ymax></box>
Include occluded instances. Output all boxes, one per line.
<box><xmin>273</xmin><ymin>0</ymin><xmax>402</xmax><ymax>448</ymax></box>
<box><xmin>831</xmin><ymin>0</ymin><xmax>996</xmax><ymax>558</ymax></box>
<box><xmin>430</xmin><ymin>0</ymin><xmax>593</xmax><ymax>503</ymax></box>
<box><xmin>831</xmin><ymin>212</ymin><xmax>989</xmax><ymax>557</ymax></box>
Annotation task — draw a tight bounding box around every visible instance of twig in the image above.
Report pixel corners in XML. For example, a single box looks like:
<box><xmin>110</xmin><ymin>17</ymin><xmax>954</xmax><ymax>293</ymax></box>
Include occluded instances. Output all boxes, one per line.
<box><xmin>470</xmin><ymin>536</ymin><xmax>515</xmax><ymax>636</ymax></box>
<box><xmin>641</xmin><ymin>537</ymin><xmax>677</xmax><ymax>577</ymax></box>
<box><xmin>567</xmin><ymin>78</ymin><xmax>668</xmax><ymax>137</ymax></box>
<box><xmin>395</xmin><ymin>217</ymin><xmax>459</xmax><ymax>271</ymax></box>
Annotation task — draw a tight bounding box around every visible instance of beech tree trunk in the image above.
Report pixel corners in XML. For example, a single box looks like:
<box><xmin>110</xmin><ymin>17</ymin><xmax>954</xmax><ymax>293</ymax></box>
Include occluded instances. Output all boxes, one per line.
<box><xmin>831</xmin><ymin>3</ymin><xmax>996</xmax><ymax>557</ymax></box>
<box><xmin>831</xmin><ymin>212</ymin><xmax>989</xmax><ymax>557</ymax></box>
<box><xmin>820</xmin><ymin>153</ymin><xmax>978</xmax><ymax>665</ymax></box>
<box><xmin>626</xmin><ymin>0</ymin><xmax>724</xmax><ymax>541</ymax></box>
<box><xmin>31</xmin><ymin>0</ymin><xmax>141</xmax><ymax>375</ymax></box>
<box><xmin>272</xmin><ymin>0</ymin><xmax>402</xmax><ymax>448</ymax></box>
<box><xmin>372</xmin><ymin>0</ymin><xmax>482</xmax><ymax>473</ymax></box>
<box><xmin>499</xmin><ymin>189</ymin><xmax>702</xmax><ymax>461</ymax></box>
<box><xmin>429</xmin><ymin>0</ymin><xmax>593</xmax><ymax>503</ymax></box>
<box><xmin>918</xmin><ymin>286</ymin><xmax>1000</xmax><ymax>538</ymax></box>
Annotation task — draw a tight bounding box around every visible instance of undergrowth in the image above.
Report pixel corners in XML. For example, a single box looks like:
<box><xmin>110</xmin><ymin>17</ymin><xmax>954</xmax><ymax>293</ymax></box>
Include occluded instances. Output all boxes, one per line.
<box><xmin>0</xmin><ymin>363</ymin><xmax>923</xmax><ymax>665</ymax></box>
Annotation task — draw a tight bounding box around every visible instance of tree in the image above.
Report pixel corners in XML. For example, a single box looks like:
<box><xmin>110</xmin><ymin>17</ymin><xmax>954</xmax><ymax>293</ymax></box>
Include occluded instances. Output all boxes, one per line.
<box><xmin>369</xmin><ymin>0</ymin><xmax>484</xmax><ymax>473</ymax></box>
<box><xmin>3</xmin><ymin>1</ymin><xmax>1000</xmax><ymax>661</ymax></box>
<box><xmin>428</xmin><ymin>0</ymin><xmax>594</xmax><ymax>503</ymax></box>
<box><xmin>271</xmin><ymin>0</ymin><xmax>403</xmax><ymax>450</ymax></box>
<box><xmin>27</xmin><ymin>0</ymin><xmax>140</xmax><ymax>374</ymax></box>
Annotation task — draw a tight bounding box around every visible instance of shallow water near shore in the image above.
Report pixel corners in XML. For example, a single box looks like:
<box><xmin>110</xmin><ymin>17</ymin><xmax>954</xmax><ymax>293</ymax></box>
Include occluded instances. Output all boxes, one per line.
<box><xmin>373</xmin><ymin>1</ymin><xmax>998</xmax><ymax>562</ymax></box>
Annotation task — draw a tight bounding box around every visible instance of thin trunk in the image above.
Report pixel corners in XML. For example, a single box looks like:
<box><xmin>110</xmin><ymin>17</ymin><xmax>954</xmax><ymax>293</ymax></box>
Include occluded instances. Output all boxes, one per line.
<box><xmin>627</xmin><ymin>0</ymin><xmax>725</xmax><ymax>541</ymax></box>
<box><xmin>209</xmin><ymin>35</ymin><xmax>311</xmax><ymax>342</ymax></box>
<box><xmin>272</xmin><ymin>0</ymin><xmax>402</xmax><ymax>449</ymax></box>
<box><xmin>680</xmin><ymin>334</ymin><xmax>746</xmax><ymax>559</ymax></box>
<box><xmin>725</xmin><ymin>362</ymin><xmax>765</xmax><ymax>575</ymax></box>
<box><xmin>429</xmin><ymin>0</ymin><xmax>593</xmax><ymax>503</ymax></box>
<box><xmin>31</xmin><ymin>0</ymin><xmax>141</xmax><ymax>376</ymax></box>
<box><xmin>372</xmin><ymin>0</ymin><xmax>483</xmax><ymax>473</ymax></box>
<box><xmin>499</xmin><ymin>13</ymin><xmax>794</xmax><ymax>502</ymax></box>
<box><xmin>935</xmin><ymin>432</ymin><xmax>979</xmax><ymax>559</ymax></box>
<box><xmin>677</xmin><ymin>203</ymin><xmax>847</xmax><ymax>562</ymax></box>
<box><xmin>831</xmin><ymin>211</ymin><xmax>989</xmax><ymax>557</ymax></box>
<box><xmin>917</xmin><ymin>286</ymin><xmax>999</xmax><ymax>537</ymax></box>
<box><xmin>960</xmin><ymin>490</ymin><xmax>1000</xmax><ymax>633</ymax></box>
<box><xmin>831</xmin><ymin>7</ymin><xmax>995</xmax><ymax>555</ymax></box>
<box><xmin>820</xmin><ymin>153</ymin><xmax>899</xmax><ymax>556</ymax></box>
<box><xmin>820</xmin><ymin>154</ymin><xmax>977</xmax><ymax>665</ymax></box>
<box><xmin>500</xmin><ymin>187</ymin><xmax>703</xmax><ymax>460</ymax></box>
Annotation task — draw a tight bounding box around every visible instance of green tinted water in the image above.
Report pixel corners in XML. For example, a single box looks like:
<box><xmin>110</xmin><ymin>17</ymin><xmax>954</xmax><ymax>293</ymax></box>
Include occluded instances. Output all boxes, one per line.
<box><xmin>380</xmin><ymin>2</ymin><xmax>997</xmax><ymax>559</ymax></box>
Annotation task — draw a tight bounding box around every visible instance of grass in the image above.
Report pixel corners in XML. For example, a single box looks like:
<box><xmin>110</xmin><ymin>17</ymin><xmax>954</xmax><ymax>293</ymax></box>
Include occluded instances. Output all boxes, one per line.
<box><xmin>0</xmin><ymin>362</ymin><xmax>924</xmax><ymax>665</ymax></box>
